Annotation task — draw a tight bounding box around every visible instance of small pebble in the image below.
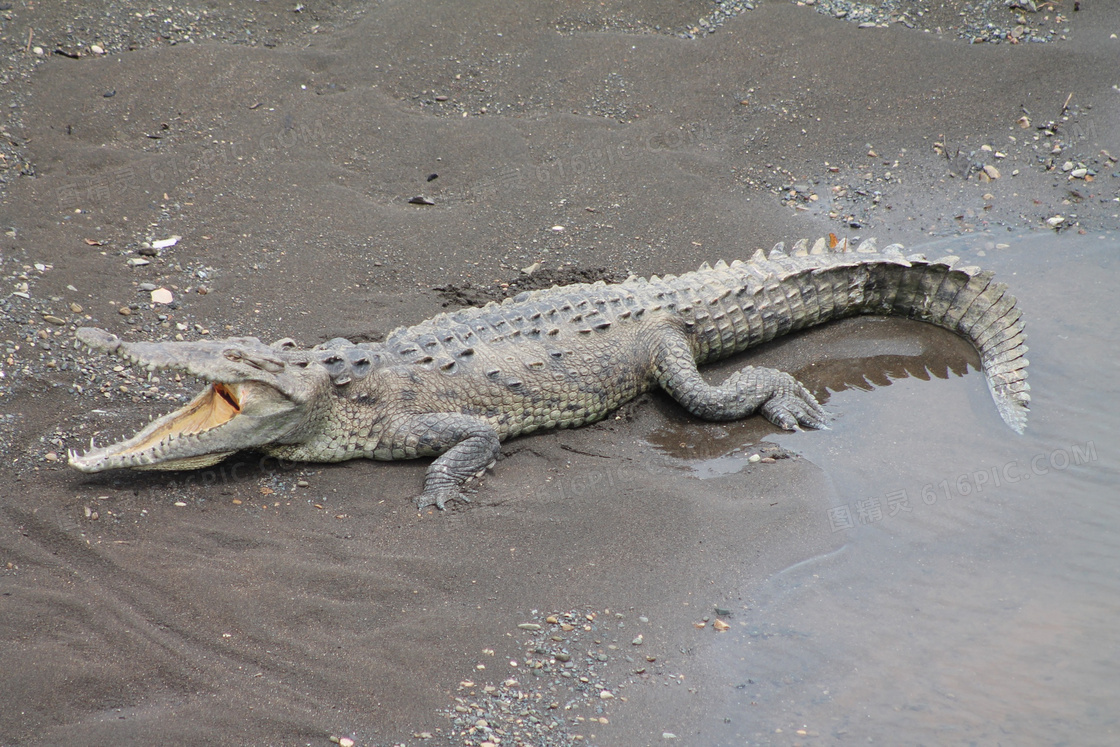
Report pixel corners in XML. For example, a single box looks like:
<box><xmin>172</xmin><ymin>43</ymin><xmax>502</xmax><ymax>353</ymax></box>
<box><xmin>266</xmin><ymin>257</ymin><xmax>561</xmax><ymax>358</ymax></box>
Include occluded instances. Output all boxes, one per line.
<box><xmin>151</xmin><ymin>288</ymin><xmax>174</xmax><ymax>304</ymax></box>
<box><xmin>151</xmin><ymin>235</ymin><xmax>181</xmax><ymax>250</ymax></box>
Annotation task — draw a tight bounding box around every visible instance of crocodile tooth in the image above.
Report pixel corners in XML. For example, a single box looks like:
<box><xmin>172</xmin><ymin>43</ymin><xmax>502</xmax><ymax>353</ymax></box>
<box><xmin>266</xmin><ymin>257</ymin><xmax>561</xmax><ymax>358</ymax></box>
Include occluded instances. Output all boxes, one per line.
<box><xmin>856</xmin><ymin>238</ymin><xmax>878</xmax><ymax>253</ymax></box>
<box><xmin>792</xmin><ymin>239</ymin><xmax>809</xmax><ymax>256</ymax></box>
<box><xmin>769</xmin><ymin>242</ymin><xmax>786</xmax><ymax>258</ymax></box>
<box><xmin>810</xmin><ymin>237</ymin><xmax>827</xmax><ymax>254</ymax></box>
<box><xmin>750</xmin><ymin>248</ymin><xmax>767</xmax><ymax>264</ymax></box>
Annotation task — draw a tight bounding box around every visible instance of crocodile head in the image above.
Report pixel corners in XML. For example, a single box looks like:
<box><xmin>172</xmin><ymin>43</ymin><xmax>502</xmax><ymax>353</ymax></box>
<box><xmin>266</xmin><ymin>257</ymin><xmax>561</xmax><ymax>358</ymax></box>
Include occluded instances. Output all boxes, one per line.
<box><xmin>69</xmin><ymin>327</ymin><xmax>330</xmax><ymax>472</ymax></box>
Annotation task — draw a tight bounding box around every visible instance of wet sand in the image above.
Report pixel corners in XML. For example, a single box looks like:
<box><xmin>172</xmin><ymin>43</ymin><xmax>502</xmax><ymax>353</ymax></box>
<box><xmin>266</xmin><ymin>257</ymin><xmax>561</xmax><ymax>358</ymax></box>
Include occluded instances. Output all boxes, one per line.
<box><xmin>1</xmin><ymin>1</ymin><xmax>1119</xmax><ymax>745</ymax></box>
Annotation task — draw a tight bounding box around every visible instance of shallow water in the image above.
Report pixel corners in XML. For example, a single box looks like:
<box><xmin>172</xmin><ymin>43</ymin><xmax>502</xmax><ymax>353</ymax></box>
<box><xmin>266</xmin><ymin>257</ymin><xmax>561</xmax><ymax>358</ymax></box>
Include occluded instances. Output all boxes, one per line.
<box><xmin>663</xmin><ymin>232</ymin><xmax>1119</xmax><ymax>745</ymax></box>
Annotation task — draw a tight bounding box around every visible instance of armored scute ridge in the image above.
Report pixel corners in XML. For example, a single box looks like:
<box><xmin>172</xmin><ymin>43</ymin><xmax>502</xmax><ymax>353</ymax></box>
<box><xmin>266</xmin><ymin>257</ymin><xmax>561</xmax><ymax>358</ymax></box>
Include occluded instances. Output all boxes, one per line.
<box><xmin>70</xmin><ymin>238</ymin><xmax>1029</xmax><ymax>509</ymax></box>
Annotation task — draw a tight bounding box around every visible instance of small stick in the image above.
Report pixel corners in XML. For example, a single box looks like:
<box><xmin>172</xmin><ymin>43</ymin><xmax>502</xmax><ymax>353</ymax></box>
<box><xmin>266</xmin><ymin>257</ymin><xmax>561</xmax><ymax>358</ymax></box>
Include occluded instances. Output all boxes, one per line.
<box><xmin>25</xmin><ymin>28</ymin><xmax>33</xmax><ymax>53</ymax></box>
<box><xmin>1059</xmin><ymin>92</ymin><xmax>1073</xmax><ymax>116</ymax></box>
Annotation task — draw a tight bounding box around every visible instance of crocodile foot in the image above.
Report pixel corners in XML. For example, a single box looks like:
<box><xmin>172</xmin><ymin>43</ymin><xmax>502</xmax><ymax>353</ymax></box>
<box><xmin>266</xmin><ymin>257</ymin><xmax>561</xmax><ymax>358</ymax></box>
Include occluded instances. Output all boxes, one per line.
<box><xmin>415</xmin><ymin>487</ymin><xmax>472</xmax><ymax>511</ymax></box>
<box><xmin>759</xmin><ymin>378</ymin><xmax>829</xmax><ymax>430</ymax></box>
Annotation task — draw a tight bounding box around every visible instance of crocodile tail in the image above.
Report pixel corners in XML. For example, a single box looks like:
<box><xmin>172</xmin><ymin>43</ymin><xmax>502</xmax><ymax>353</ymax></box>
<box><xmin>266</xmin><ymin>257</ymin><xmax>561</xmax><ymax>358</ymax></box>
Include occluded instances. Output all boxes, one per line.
<box><xmin>797</xmin><ymin>242</ymin><xmax>1030</xmax><ymax>433</ymax></box>
<box><xmin>878</xmin><ymin>250</ymin><xmax>1030</xmax><ymax>433</ymax></box>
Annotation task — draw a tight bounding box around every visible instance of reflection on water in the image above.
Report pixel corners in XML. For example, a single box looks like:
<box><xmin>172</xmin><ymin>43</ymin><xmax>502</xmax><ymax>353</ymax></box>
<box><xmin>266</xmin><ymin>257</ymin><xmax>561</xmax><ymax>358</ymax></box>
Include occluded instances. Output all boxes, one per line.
<box><xmin>646</xmin><ymin>233</ymin><xmax>1120</xmax><ymax>745</ymax></box>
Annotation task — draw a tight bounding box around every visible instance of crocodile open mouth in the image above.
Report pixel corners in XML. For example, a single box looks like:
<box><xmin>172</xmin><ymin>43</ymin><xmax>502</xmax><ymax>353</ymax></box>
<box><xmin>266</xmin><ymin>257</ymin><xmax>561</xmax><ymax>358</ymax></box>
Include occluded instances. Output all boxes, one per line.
<box><xmin>69</xmin><ymin>381</ymin><xmax>244</xmax><ymax>471</ymax></box>
<box><xmin>141</xmin><ymin>381</ymin><xmax>243</xmax><ymax>445</ymax></box>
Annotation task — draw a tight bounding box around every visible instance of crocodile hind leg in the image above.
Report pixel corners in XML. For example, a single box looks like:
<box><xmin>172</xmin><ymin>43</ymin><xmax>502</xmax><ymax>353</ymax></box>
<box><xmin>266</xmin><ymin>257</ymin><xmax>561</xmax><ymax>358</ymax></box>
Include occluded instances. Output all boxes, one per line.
<box><xmin>651</xmin><ymin>329</ymin><xmax>828</xmax><ymax>430</ymax></box>
<box><xmin>395</xmin><ymin>414</ymin><xmax>502</xmax><ymax>510</ymax></box>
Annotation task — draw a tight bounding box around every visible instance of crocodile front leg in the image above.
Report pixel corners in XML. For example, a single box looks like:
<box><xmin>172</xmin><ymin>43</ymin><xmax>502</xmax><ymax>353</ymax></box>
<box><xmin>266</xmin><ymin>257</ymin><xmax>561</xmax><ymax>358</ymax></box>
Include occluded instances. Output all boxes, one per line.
<box><xmin>398</xmin><ymin>413</ymin><xmax>502</xmax><ymax>510</ymax></box>
<box><xmin>651</xmin><ymin>328</ymin><xmax>828</xmax><ymax>429</ymax></box>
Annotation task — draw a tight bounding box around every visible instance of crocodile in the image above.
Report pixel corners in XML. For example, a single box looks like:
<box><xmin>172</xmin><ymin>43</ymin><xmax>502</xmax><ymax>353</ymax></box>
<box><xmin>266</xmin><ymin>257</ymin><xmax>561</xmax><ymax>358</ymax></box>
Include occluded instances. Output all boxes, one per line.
<box><xmin>69</xmin><ymin>238</ymin><xmax>1029</xmax><ymax>509</ymax></box>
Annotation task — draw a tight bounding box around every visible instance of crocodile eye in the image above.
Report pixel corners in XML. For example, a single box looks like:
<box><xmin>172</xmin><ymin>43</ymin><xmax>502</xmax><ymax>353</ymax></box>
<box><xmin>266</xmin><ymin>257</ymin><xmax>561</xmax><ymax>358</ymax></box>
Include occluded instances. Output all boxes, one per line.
<box><xmin>224</xmin><ymin>349</ymin><xmax>243</xmax><ymax>361</ymax></box>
